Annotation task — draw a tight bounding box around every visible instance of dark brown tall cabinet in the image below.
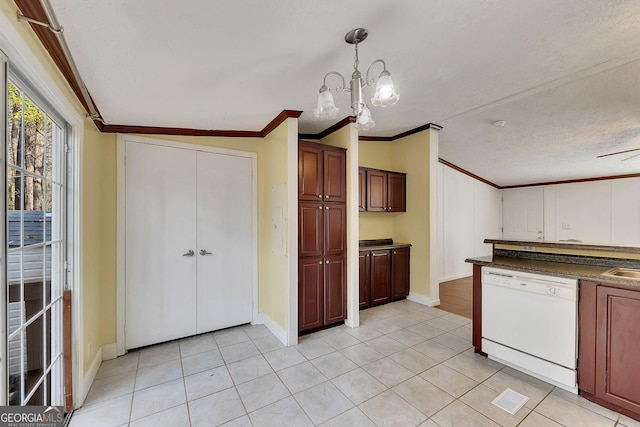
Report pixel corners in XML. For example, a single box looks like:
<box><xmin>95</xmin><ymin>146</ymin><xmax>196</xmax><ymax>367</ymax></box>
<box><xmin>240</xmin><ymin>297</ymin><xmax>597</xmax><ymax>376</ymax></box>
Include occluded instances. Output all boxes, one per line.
<box><xmin>298</xmin><ymin>141</ymin><xmax>347</xmax><ymax>332</ymax></box>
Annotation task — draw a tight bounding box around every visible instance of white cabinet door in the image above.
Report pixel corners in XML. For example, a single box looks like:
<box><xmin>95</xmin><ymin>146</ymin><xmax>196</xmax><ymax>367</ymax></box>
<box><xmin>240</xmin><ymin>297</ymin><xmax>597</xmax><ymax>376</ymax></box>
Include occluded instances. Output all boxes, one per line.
<box><xmin>195</xmin><ymin>152</ymin><xmax>253</xmax><ymax>333</ymax></box>
<box><xmin>502</xmin><ymin>187</ymin><xmax>544</xmax><ymax>241</ymax></box>
<box><xmin>125</xmin><ymin>142</ymin><xmax>198</xmax><ymax>349</ymax></box>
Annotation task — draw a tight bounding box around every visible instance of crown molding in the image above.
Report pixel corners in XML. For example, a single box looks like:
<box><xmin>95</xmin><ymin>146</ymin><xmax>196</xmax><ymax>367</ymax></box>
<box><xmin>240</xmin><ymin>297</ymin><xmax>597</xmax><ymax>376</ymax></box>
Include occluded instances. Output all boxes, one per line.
<box><xmin>438</xmin><ymin>158</ymin><xmax>500</xmax><ymax>189</ymax></box>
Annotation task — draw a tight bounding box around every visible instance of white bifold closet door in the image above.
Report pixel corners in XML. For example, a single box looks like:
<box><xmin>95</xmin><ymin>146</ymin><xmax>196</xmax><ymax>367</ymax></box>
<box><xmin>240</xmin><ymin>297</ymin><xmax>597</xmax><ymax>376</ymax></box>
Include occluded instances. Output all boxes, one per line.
<box><xmin>125</xmin><ymin>141</ymin><xmax>253</xmax><ymax>349</ymax></box>
<box><xmin>195</xmin><ymin>151</ymin><xmax>252</xmax><ymax>333</ymax></box>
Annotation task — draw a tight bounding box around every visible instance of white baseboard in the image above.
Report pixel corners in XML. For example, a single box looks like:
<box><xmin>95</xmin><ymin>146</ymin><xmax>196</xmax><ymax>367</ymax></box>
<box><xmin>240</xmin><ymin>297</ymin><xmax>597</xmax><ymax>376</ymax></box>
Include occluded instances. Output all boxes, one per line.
<box><xmin>439</xmin><ymin>273</ymin><xmax>473</xmax><ymax>283</ymax></box>
<box><xmin>256</xmin><ymin>313</ymin><xmax>288</xmax><ymax>346</ymax></box>
<box><xmin>78</xmin><ymin>347</ymin><xmax>102</xmax><ymax>407</ymax></box>
<box><xmin>102</xmin><ymin>343</ymin><xmax>117</xmax><ymax>361</ymax></box>
<box><xmin>407</xmin><ymin>293</ymin><xmax>440</xmax><ymax>307</ymax></box>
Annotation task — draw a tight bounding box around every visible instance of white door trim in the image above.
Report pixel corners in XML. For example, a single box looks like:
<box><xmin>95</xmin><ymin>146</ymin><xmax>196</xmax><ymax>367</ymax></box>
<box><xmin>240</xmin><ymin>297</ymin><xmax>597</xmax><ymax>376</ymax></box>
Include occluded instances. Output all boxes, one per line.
<box><xmin>116</xmin><ymin>134</ymin><xmax>258</xmax><ymax>355</ymax></box>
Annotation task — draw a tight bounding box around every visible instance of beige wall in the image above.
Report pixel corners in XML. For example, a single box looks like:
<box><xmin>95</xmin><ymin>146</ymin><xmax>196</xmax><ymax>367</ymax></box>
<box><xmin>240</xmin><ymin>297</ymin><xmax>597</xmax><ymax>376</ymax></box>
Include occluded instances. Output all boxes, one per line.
<box><xmin>358</xmin><ymin>131</ymin><xmax>435</xmax><ymax>299</ymax></box>
<box><xmin>390</xmin><ymin>131</ymin><xmax>432</xmax><ymax>298</ymax></box>
<box><xmin>82</xmin><ymin>127</ymin><xmax>116</xmax><ymax>371</ymax></box>
<box><xmin>259</xmin><ymin>121</ymin><xmax>292</xmax><ymax>329</ymax></box>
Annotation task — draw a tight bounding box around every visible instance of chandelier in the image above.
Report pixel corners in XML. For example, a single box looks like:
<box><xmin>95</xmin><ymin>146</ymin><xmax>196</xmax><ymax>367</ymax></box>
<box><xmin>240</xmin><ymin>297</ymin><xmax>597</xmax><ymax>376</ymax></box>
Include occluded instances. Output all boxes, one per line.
<box><xmin>314</xmin><ymin>28</ymin><xmax>400</xmax><ymax>131</ymax></box>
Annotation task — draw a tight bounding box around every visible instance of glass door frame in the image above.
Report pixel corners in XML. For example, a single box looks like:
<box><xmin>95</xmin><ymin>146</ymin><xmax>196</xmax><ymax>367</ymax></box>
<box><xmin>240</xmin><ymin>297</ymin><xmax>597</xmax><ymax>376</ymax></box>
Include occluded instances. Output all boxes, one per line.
<box><xmin>5</xmin><ymin>71</ymin><xmax>67</xmax><ymax>407</ymax></box>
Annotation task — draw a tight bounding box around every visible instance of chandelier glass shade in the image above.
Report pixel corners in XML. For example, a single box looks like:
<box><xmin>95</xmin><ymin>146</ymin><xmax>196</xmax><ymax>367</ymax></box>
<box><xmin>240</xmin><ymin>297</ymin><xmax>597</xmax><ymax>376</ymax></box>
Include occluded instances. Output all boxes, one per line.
<box><xmin>314</xmin><ymin>28</ymin><xmax>399</xmax><ymax>131</ymax></box>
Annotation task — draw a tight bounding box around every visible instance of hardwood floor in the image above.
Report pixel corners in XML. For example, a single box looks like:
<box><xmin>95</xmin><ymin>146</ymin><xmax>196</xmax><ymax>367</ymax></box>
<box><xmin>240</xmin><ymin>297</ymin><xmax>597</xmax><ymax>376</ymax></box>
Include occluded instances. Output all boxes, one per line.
<box><xmin>437</xmin><ymin>276</ymin><xmax>472</xmax><ymax>319</ymax></box>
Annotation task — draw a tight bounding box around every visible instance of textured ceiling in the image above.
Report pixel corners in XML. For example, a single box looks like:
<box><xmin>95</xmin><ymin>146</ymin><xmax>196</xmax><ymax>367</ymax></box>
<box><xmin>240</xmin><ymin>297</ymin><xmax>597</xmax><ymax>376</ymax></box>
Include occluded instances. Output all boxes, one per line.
<box><xmin>49</xmin><ymin>0</ymin><xmax>640</xmax><ymax>185</ymax></box>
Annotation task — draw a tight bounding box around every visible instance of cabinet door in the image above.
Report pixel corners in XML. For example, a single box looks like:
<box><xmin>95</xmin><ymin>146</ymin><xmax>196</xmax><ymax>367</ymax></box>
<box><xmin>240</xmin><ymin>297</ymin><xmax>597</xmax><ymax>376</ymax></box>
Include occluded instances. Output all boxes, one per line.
<box><xmin>367</xmin><ymin>170</ymin><xmax>388</xmax><ymax>212</ymax></box>
<box><xmin>324</xmin><ymin>149</ymin><xmax>346</xmax><ymax>203</ymax></box>
<box><xmin>387</xmin><ymin>172</ymin><xmax>406</xmax><ymax>212</ymax></box>
<box><xmin>324</xmin><ymin>203</ymin><xmax>346</xmax><ymax>256</ymax></box>
<box><xmin>358</xmin><ymin>251</ymin><xmax>371</xmax><ymax>309</ymax></box>
<box><xmin>595</xmin><ymin>286</ymin><xmax>640</xmax><ymax>413</ymax></box>
<box><xmin>299</xmin><ymin>144</ymin><xmax>324</xmax><ymax>201</ymax></box>
<box><xmin>370</xmin><ymin>250</ymin><xmax>391</xmax><ymax>305</ymax></box>
<box><xmin>324</xmin><ymin>256</ymin><xmax>346</xmax><ymax>325</ymax></box>
<box><xmin>299</xmin><ymin>202</ymin><xmax>323</xmax><ymax>257</ymax></box>
<box><xmin>358</xmin><ymin>168</ymin><xmax>366</xmax><ymax>211</ymax></box>
<box><xmin>299</xmin><ymin>258</ymin><xmax>324</xmax><ymax>331</ymax></box>
<box><xmin>391</xmin><ymin>247</ymin><xmax>410</xmax><ymax>300</ymax></box>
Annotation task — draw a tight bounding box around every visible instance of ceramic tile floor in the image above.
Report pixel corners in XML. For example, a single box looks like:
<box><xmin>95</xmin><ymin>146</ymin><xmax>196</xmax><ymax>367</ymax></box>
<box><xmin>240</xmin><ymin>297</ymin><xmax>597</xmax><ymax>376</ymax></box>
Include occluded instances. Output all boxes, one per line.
<box><xmin>69</xmin><ymin>300</ymin><xmax>640</xmax><ymax>427</ymax></box>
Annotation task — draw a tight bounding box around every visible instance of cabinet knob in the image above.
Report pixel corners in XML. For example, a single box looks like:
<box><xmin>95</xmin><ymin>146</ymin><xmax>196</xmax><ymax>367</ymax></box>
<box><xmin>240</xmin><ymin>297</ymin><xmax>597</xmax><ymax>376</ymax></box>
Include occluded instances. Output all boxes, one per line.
<box><xmin>325</xmin><ymin>206</ymin><xmax>329</xmax><ymax>210</ymax></box>
<box><xmin>325</xmin><ymin>260</ymin><xmax>329</xmax><ymax>264</ymax></box>
<box><xmin>317</xmin><ymin>194</ymin><xmax>322</xmax><ymax>198</ymax></box>
<box><xmin>318</xmin><ymin>206</ymin><xmax>322</xmax><ymax>210</ymax></box>
<box><xmin>325</xmin><ymin>195</ymin><xmax>329</xmax><ymax>198</ymax></box>
<box><xmin>318</xmin><ymin>261</ymin><xmax>322</xmax><ymax>264</ymax></box>
<box><xmin>394</xmin><ymin>251</ymin><xmax>397</xmax><ymax>254</ymax></box>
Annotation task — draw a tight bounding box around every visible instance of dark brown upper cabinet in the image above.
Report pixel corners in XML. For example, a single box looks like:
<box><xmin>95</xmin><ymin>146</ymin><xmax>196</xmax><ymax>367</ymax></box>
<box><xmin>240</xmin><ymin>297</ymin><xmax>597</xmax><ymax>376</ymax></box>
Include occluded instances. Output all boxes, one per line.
<box><xmin>367</xmin><ymin>170</ymin><xmax>388</xmax><ymax>212</ymax></box>
<box><xmin>387</xmin><ymin>172</ymin><xmax>406</xmax><ymax>212</ymax></box>
<box><xmin>360</xmin><ymin>167</ymin><xmax>406</xmax><ymax>212</ymax></box>
<box><xmin>299</xmin><ymin>142</ymin><xmax>346</xmax><ymax>202</ymax></box>
<box><xmin>358</xmin><ymin>168</ymin><xmax>366</xmax><ymax>212</ymax></box>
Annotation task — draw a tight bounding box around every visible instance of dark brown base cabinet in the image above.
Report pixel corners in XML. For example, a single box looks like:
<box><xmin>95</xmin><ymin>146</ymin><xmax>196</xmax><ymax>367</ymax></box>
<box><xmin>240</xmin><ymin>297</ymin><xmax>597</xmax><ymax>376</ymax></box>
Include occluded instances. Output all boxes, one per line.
<box><xmin>359</xmin><ymin>247</ymin><xmax>410</xmax><ymax>309</ymax></box>
<box><xmin>579</xmin><ymin>281</ymin><xmax>640</xmax><ymax>421</ymax></box>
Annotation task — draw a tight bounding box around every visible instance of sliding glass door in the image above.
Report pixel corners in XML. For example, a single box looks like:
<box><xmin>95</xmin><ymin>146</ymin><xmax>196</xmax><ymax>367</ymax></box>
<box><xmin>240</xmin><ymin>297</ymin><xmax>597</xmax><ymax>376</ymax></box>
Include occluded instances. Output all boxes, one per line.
<box><xmin>6</xmin><ymin>79</ymin><xmax>66</xmax><ymax>406</ymax></box>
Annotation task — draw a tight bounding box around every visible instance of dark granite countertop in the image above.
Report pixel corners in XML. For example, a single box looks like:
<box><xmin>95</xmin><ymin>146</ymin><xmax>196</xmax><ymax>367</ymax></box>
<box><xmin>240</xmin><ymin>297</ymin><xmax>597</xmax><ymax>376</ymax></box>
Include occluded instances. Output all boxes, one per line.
<box><xmin>466</xmin><ymin>255</ymin><xmax>640</xmax><ymax>288</ymax></box>
<box><xmin>485</xmin><ymin>239</ymin><xmax>640</xmax><ymax>255</ymax></box>
<box><xmin>359</xmin><ymin>239</ymin><xmax>411</xmax><ymax>251</ymax></box>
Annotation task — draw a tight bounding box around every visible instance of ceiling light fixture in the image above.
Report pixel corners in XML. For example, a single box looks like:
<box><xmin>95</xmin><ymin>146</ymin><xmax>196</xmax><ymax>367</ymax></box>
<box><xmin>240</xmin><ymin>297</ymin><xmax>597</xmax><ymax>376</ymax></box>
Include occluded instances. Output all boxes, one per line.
<box><xmin>492</xmin><ymin>120</ymin><xmax>507</xmax><ymax>128</ymax></box>
<box><xmin>314</xmin><ymin>28</ymin><xmax>400</xmax><ymax>131</ymax></box>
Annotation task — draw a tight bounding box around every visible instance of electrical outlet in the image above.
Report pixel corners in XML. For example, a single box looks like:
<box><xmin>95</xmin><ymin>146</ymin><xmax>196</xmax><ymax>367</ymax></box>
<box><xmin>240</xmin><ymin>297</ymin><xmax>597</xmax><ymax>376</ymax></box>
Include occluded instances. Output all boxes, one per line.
<box><xmin>561</xmin><ymin>223</ymin><xmax>571</xmax><ymax>230</ymax></box>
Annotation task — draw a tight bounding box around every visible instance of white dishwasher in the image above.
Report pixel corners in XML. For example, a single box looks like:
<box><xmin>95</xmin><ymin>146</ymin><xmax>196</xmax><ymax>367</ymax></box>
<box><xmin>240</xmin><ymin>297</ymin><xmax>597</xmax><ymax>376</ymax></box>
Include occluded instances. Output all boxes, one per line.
<box><xmin>482</xmin><ymin>266</ymin><xmax>578</xmax><ymax>393</ymax></box>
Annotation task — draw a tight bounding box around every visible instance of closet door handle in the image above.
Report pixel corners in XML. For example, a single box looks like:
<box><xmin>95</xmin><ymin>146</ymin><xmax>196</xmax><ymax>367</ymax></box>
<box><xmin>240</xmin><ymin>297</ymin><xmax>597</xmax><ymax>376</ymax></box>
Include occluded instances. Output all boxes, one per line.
<box><xmin>200</xmin><ymin>249</ymin><xmax>213</xmax><ymax>256</ymax></box>
<box><xmin>182</xmin><ymin>250</ymin><xmax>195</xmax><ymax>257</ymax></box>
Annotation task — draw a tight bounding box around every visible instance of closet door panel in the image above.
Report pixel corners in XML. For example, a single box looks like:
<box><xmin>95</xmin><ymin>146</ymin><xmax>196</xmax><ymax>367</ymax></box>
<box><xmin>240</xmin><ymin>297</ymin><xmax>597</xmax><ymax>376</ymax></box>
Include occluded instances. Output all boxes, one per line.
<box><xmin>196</xmin><ymin>152</ymin><xmax>253</xmax><ymax>333</ymax></box>
<box><xmin>125</xmin><ymin>142</ymin><xmax>197</xmax><ymax>349</ymax></box>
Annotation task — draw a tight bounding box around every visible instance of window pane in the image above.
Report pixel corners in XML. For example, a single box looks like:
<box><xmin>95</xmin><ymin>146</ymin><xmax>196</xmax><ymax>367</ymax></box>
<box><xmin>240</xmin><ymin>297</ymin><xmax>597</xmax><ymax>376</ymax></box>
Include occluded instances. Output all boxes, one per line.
<box><xmin>24</xmin><ymin>246</ymin><xmax>45</xmax><ymax>322</ymax></box>
<box><xmin>24</xmin><ymin>176</ymin><xmax>45</xmax><ymax>246</ymax></box>
<box><xmin>7</xmin><ymin>251</ymin><xmax>22</xmax><ymax>305</ymax></box>
<box><xmin>7</xmin><ymin>82</ymin><xmax>23</xmax><ymax>168</ymax></box>
<box><xmin>26</xmin><ymin>378</ymin><xmax>44</xmax><ymax>406</ymax></box>
<box><xmin>8</xmin><ymin>169</ymin><xmax>22</xmax><ymax>248</ymax></box>
<box><xmin>25</xmin><ymin>317</ymin><xmax>45</xmax><ymax>401</ymax></box>
<box><xmin>8</xmin><ymin>329</ymin><xmax>24</xmax><ymax>405</ymax></box>
<box><xmin>23</xmin><ymin>96</ymin><xmax>46</xmax><ymax>179</ymax></box>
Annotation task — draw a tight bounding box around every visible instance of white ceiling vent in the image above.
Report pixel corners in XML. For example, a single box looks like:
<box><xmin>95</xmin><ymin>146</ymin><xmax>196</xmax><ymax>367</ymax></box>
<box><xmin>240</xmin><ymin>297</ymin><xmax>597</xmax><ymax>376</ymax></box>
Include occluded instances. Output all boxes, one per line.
<box><xmin>491</xmin><ymin>388</ymin><xmax>529</xmax><ymax>415</ymax></box>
